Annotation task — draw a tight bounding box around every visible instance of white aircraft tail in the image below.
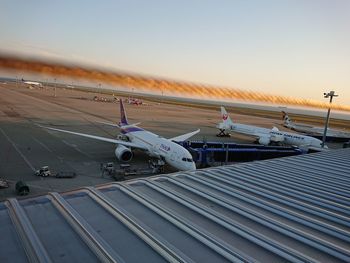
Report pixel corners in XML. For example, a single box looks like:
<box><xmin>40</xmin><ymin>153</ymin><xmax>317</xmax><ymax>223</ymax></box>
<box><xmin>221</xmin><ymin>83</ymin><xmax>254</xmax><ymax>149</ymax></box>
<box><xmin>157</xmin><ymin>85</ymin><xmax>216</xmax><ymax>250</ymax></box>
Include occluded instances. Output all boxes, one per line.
<box><xmin>220</xmin><ymin>106</ymin><xmax>233</xmax><ymax>127</ymax></box>
<box><xmin>94</xmin><ymin>100</ymin><xmax>139</xmax><ymax>129</ymax></box>
<box><xmin>281</xmin><ymin>111</ymin><xmax>292</xmax><ymax>126</ymax></box>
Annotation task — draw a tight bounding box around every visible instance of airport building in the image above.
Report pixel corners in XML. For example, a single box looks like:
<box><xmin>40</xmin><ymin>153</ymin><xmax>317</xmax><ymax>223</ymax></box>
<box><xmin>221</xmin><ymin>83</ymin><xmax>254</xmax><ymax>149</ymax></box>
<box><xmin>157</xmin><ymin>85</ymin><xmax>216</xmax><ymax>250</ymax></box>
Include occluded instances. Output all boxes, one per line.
<box><xmin>1</xmin><ymin>148</ymin><xmax>349</xmax><ymax>262</ymax></box>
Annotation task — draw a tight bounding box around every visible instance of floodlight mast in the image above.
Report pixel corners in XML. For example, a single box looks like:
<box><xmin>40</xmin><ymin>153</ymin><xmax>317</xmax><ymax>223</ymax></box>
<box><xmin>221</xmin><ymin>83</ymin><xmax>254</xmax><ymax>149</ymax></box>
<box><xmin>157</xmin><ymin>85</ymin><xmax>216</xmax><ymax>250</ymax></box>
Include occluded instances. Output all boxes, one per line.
<box><xmin>54</xmin><ymin>78</ymin><xmax>57</xmax><ymax>97</ymax></box>
<box><xmin>321</xmin><ymin>91</ymin><xmax>338</xmax><ymax>147</ymax></box>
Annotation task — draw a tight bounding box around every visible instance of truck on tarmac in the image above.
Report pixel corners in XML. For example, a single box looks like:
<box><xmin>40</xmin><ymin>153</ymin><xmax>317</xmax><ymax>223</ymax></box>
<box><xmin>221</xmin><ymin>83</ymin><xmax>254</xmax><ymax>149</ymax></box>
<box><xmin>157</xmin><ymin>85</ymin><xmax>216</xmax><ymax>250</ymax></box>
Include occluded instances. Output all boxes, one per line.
<box><xmin>34</xmin><ymin>166</ymin><xmax>51</xmax><ymax>177</ymax></box>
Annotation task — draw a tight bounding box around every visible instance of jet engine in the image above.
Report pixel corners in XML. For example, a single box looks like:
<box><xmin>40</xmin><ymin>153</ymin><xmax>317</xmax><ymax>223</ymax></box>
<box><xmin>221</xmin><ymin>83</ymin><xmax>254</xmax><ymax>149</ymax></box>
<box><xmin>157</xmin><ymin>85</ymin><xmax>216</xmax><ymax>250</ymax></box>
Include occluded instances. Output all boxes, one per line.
<box><xmin>270</xmin><ymin>133</ymin><xmax>284</xmax><ymax>143</ymax></box>
<box><xmin>115</xmin><ymin>145</ymin><xmax>133</xmax><ymax>162</ymax></box>
<box><xmin>270</xmin><ymin>127</ymin><xmax>284</xmax><ymax>143</ymax></box>
<box><xmin>258</xmin><ymin>136</ymin><xmax>271</xmax><ymax>145</ymax></box>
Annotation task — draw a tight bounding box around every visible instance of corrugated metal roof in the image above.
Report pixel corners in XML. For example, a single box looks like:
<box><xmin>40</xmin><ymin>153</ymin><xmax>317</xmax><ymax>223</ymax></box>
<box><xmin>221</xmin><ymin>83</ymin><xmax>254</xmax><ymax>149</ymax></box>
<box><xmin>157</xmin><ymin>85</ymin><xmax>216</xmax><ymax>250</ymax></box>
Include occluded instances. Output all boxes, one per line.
<box><xmin>1</xmin><ymin>148</ymin><xmax>349</xmax><ymax>262</ymax></box>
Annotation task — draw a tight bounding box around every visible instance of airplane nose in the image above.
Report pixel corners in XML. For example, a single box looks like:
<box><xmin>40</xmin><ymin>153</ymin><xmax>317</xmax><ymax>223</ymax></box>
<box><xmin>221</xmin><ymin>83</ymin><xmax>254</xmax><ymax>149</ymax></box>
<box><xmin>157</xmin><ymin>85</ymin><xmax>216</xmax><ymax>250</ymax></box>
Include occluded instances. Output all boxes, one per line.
<box><xmin>173</xmin><ymin>159</ymin><xmax>196</xmax><ymax>171</ymax></box>
<box><xmin>178</xmin><ymin>162</ymin><xmax>196</xmax><ymax>171</ymax></box>
<box><xmin>190</xmin><ymin>162</ymin><xmax>196</xmax><ymax>170</ymax></box>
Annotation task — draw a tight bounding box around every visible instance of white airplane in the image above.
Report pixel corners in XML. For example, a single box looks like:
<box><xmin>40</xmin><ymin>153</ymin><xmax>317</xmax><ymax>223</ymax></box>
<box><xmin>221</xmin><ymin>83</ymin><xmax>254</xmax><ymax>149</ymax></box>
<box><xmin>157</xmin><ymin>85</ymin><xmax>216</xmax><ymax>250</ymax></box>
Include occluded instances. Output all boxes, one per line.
<box><xmin>41</xmin><ymin>100</ymin><xmax>199</xmax><ymax>171</ymax></box>
<box><xmin>217</xmin><ymin>107</ymin><xmax>327</xmax><ymax>149</ymax></box>
<box><xmin>24</xmin><ymin>81</ymin><xmax>43</xmax><ymax>87</ymax></box>
<box><xmin>282</xmin><ymin>111</ymin><xmax>350</xmax><ymax>141</ymax></box>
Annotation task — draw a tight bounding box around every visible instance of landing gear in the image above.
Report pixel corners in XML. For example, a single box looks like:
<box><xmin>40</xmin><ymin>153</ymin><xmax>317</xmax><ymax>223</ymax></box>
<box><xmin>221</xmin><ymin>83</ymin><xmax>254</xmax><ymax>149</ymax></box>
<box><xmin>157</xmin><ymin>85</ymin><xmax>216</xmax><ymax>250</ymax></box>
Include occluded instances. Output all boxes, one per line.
<box><xmin>100</xmin><ymin>162</ymin><xmax>115</xmax><ymax>177</ymax></box>
<box><xmin>148</xmin><ymin>159</ymin><xmax>165</xmax><ymax>173</ymax></box>
<box><xmin>216</xmin><ymin>129</ymin><xmax>230</xmax><ymax>137</ymax></box>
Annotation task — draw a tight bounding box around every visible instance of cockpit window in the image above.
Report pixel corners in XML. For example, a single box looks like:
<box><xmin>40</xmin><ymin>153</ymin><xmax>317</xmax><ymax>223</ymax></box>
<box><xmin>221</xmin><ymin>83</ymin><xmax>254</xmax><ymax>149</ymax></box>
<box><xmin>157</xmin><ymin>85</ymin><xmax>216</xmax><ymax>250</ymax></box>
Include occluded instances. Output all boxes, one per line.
<box><xmin>182</xmin><ymin>157</ymin><xmax>193</xmax><ymax>162</ymax></box>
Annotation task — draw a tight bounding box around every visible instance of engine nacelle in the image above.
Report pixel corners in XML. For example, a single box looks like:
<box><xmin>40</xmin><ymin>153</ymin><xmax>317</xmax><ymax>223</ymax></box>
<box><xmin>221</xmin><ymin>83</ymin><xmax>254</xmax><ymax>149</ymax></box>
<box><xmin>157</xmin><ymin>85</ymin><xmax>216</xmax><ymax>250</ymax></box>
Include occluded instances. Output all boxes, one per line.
<box><xmin>270</xmin><ymin>134</ymin><xmax>284</xmax><ymax>142</ymax></box>
<box><xmin>258</xmin><ymin>136</ymin><xmax>271</xmax><ymax>145</ymax></box>
<box><xmin>115</xmin><ymin>145</ymin><xmax>133</xmax><ymax>162</ymax></box>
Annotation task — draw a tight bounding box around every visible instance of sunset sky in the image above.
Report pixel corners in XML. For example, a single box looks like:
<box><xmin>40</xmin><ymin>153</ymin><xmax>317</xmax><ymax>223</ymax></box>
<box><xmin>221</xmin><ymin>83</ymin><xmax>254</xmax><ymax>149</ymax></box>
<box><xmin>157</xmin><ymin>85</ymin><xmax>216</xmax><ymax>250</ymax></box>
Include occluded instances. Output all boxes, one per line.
<box><xmin>1</xmin><ymin>0</ymin><xmax>350</xmax><ymax>105</ymax></box>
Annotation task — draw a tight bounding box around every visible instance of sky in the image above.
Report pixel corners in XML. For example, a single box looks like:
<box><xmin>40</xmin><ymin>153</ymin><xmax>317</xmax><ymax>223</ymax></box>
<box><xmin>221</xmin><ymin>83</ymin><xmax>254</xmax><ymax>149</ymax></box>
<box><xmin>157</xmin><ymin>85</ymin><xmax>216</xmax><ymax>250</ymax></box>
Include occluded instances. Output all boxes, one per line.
<box><xmin>1</xmin><ymin>0</ymin><xmax>350</xmax><ymax>105</ymax></box>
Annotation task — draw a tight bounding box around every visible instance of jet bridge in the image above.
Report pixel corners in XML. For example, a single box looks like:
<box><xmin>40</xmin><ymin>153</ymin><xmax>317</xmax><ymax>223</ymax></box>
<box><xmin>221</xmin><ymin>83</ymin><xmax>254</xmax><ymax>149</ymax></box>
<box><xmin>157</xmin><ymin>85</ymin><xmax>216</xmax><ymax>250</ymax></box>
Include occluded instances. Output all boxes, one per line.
<box><xmin>178</xmin><ymin>141</ymin><xmax>305</xmax><ymax>167</ymax></box>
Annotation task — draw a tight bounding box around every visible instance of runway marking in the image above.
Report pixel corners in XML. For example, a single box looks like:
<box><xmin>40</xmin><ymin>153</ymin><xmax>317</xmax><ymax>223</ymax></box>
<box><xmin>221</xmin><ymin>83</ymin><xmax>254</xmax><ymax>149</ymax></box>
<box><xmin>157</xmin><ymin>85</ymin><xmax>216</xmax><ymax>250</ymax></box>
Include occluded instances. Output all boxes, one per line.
<box><xmin>32</xmin><ymin>137</ymin><xmax>53</xmax><ymax>153</ymax></box>
<box><xmin>0</xmin><ymin>127</ymin><xmax>36</xmax><ymax>172</ymax></box>
<box><xmin>61</xmin><ymin>139</ymin><xmax>93</xmax><ymax>158</ymax></box>
<box><xmin>43</xmin><ymin>128</ymin><xmax>98</xmax><ymax>161</ymax></box>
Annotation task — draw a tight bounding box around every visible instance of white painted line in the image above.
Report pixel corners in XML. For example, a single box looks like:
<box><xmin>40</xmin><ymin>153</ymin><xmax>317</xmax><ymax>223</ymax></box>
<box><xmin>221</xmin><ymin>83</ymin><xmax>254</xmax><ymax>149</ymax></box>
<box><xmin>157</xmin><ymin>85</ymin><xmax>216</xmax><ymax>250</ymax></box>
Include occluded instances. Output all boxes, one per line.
<box><xmin>32</xmin><ymin>137</ymin><xmax>53</xmax><ymax>153</ymax></box>
<box><xmin>42</xmin><ymin>128</ymin><xmax>96</xmax><ymax>160</ymax></box>
<box><xmin>61</xmin><ymin>139</ymin><xmax>93</xmax><ymax>158</ymax></box>
<box><xmin>0</xmin><ymin>127</ymin><xmax>36</xmax><ymax>172</ymax></box>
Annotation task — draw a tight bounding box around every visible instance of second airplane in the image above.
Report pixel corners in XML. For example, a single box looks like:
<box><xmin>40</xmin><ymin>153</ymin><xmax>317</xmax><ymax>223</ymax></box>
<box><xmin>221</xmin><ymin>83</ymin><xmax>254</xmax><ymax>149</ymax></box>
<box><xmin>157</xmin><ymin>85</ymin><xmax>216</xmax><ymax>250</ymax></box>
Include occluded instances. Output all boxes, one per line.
<box><xmin>217</xmin><ymin>107</ymin><xmax>326</xmax><ymax>149</ymax></box>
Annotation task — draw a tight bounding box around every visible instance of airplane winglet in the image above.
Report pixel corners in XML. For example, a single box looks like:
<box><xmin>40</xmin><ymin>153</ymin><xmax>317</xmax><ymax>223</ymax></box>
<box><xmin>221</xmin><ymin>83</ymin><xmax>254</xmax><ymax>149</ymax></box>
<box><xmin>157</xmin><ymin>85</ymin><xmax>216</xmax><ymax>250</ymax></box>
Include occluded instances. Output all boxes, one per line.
<box><xmin>170</xmin><ymin>129</ymin><xmax>200</xmax><ymax>142</ymax></box>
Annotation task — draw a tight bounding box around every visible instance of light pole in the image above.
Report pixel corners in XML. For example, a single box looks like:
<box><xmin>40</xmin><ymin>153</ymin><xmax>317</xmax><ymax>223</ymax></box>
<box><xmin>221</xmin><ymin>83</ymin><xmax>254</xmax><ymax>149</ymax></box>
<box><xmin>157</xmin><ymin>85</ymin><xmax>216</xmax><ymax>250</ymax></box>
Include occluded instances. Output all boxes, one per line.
<box><xmin>54</xmin><ymin>78</ymin><xmax>57</xmax><ymax>97</ymax></box>
<box><xmin>321</xmin><ymin>91</ymin><xmax>338</xmax><ymax>147</ymax></box>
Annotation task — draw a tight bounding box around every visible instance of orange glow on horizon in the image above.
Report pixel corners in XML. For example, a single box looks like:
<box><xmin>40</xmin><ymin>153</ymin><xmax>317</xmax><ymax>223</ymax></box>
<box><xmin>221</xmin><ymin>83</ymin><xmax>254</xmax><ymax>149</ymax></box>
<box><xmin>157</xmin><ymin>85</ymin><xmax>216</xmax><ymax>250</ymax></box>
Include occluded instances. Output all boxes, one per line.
<box><xmin>1</xmin><ymin>54</ymin><xmax>349</xmax><ymax>112</ymax></box>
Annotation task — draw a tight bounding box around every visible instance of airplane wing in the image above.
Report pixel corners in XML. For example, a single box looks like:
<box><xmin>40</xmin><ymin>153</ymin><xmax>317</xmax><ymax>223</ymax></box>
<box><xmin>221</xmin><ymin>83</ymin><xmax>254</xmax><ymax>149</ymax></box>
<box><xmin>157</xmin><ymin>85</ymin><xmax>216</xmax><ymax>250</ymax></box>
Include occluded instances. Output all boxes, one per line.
<box><xmin>170</xmin><ymin>129</ymin><xmax>200</xmax><ymax>142</ymax></box>
<box><xmin>40</xmin><ymin>126</ymin><xmax>148</xmax><ymax>150</ymax></box>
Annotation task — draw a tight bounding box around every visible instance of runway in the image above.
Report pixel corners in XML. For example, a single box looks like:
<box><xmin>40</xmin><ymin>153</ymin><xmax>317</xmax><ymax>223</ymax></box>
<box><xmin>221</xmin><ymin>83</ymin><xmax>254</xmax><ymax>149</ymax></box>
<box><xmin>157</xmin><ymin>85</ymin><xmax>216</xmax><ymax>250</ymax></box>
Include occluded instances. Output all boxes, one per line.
<box><xmin>0</xmin><ymin>83</ymin><xmax>235</xmax><ymax>200</ymax></box>
<box><xmin>0</xmin><ymin>83</ymin><xmax>346</xmax><ymax>200</ymax></box>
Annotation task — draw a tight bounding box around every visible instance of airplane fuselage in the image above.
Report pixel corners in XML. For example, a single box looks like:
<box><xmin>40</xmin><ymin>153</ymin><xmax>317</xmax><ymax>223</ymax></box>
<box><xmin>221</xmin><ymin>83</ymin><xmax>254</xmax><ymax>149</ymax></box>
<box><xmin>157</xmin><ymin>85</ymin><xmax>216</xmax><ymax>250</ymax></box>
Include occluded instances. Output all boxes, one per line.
<box><xmin>287</xmin><ymin>123</ymin><xmax>348</xmax><ymax>138</ymax></box>
<box><xmin>229</xmin><ymin>123</ymin><xmax>323</xmax><ymax>148</ymax></box>
<box><xmin>230</xmin><ymin>123</ymin><xmax>269</xmax><ymax>137</ymax></box>
<box><xmin>24</xmin><ymin>81</ymin><xmax>42</xmax><ymax>87</ymax></box>
<box><xmin>283</xmin><ymin>112</ymin><xmax>350</xmax><ymax>139</ymax></box>
<box><xmin>121</xmin><ymin>126</ymin><xmax>196</xmax><ymax>171</ymax></box>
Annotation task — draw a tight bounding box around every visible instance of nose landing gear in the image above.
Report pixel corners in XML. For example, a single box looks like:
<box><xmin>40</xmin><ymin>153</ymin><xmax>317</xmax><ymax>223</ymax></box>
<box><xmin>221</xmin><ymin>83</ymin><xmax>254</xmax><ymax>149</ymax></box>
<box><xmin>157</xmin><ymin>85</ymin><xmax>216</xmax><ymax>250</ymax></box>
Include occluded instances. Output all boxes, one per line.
<box><xmin>217</xmin><ymin>129</ymin><xmax>230</xmax><ymax>137</ymax></box>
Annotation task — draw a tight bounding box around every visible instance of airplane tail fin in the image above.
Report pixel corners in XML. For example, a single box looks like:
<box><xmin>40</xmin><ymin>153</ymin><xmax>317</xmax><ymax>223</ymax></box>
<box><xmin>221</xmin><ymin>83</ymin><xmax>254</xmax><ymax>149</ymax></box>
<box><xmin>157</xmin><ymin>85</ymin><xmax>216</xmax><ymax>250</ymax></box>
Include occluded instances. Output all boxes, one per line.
<box><xmin>220</xmin><ymin>106</ymin><xmax>233</xmax><ymax>127</ymax></box>
<box><xmin>119</xmin><ymin>100</ymin><xmax>129</xmax><ymax>126</ymax></box>
<box><xmin>281</xmin><ymin>111</ymin><xmax>291</xmax><ymax>125</ymax></box>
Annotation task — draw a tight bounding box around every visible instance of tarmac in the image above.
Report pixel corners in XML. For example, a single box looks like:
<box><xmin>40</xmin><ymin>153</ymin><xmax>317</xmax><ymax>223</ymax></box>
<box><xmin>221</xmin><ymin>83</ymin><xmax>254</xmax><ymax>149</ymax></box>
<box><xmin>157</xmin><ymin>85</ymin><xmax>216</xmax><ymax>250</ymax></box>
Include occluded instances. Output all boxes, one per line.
<box><xmin>0</xmin><ymin>82</ymin><xmax>346</xmax><ymax>200</ymax></box>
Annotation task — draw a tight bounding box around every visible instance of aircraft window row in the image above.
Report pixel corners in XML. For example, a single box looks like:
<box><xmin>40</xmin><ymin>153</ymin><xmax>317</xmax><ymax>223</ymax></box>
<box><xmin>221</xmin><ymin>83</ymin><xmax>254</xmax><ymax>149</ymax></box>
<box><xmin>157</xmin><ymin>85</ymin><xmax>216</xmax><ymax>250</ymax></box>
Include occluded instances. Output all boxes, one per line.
<box><xmin>182</xmin><ymin>157</ymin><xmax>193</xmax><ymax>162</ymax></box>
